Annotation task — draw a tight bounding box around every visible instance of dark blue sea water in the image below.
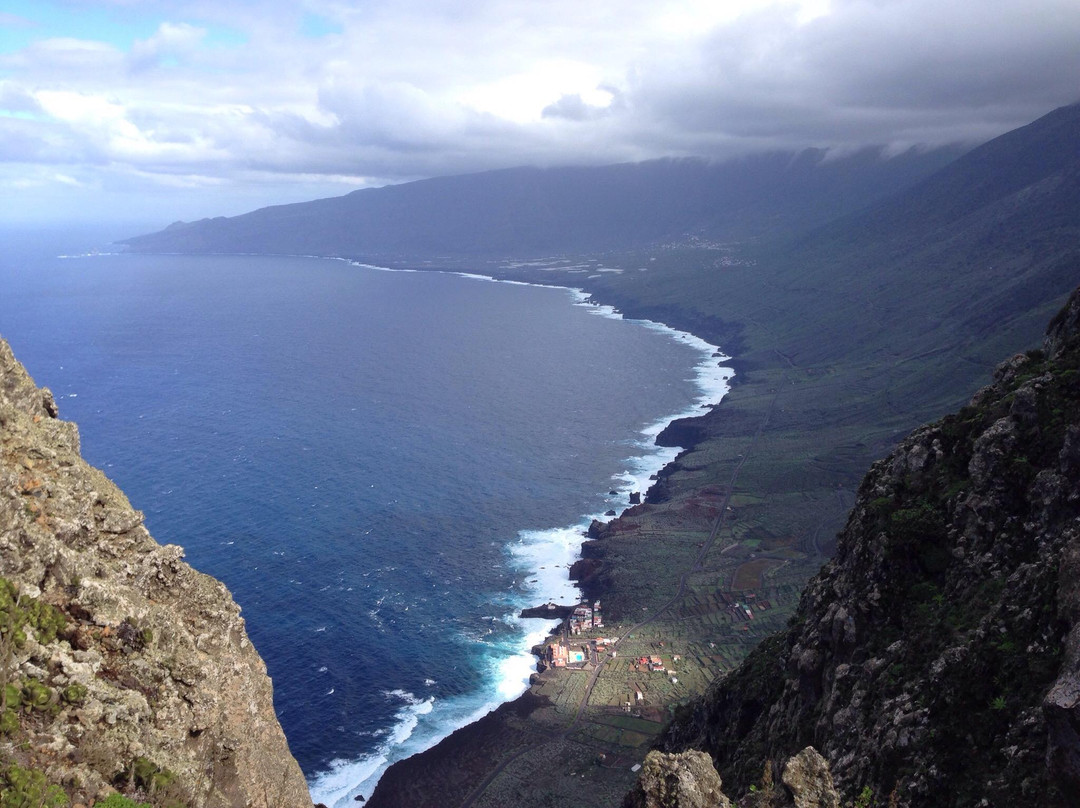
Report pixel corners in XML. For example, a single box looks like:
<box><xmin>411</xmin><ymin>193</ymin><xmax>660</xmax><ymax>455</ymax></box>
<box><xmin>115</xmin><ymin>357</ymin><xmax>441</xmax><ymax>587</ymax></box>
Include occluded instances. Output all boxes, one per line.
<box><xmin>0</xmin><ymin>227</ymin><xmax>730</xmax><ymax>804</ymax></box>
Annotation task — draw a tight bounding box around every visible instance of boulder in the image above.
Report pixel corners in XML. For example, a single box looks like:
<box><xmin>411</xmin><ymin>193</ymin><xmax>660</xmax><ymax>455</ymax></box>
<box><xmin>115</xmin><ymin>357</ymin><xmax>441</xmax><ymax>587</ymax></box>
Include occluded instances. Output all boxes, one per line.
<box><xmin>624</xmin><ymin>750</ymin><xmax>732</xmax><ymax>808</ymax></box>
<box><xmin>781</xmin><ymin>748</ymin><xmax>840</xmax><ymax>808</ymax></box>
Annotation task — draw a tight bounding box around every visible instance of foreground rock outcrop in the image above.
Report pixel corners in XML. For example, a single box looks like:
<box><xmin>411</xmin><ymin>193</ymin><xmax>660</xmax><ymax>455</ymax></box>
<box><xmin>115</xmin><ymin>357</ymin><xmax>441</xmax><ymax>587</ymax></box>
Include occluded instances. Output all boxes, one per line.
<box><xmin>624</xmin><ymin>750</ymin><xmax>733</xmax><ymax>808</ymax></box>
<box><xmin>662</xmin><ymin>285</ymin><xmax>1080</xmax><ymax>806</ymax></box>
<box><xmin>0</xmin><ymin>337</ymin><xmax>313</xmax><ymax>807</ymax></box>
<box><xmin>624</xmin><ymin>747</ymin><xmax>842</xmax><ymax>808</ymax></box>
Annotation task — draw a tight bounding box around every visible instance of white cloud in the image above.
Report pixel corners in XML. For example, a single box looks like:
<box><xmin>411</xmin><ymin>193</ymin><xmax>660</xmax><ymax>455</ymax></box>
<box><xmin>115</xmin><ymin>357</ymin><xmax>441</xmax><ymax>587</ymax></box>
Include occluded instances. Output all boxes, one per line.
<box><xmin>128</xmin><ymin>22</ymin><xmax>207</xmax><ymax>72</ymax></box>
<box><xmin>0</xmin><ymin>37</ymin><xmax>123</xmax><ymax>76</ymax></box>
<box><xmin>456</xmin><ymin>60</ymin><xmax>609</xmax><ymax>123</ymax></box>
<box><xmin>0</xmin><ymin>0</ymin><xmax>1077</xmax><ymax>223</ymax></box>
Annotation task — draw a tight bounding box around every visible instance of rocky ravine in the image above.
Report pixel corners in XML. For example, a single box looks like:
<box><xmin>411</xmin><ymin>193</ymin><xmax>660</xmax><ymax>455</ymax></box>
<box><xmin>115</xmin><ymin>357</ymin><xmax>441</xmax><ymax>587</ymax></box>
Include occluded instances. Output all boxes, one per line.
<box><xmin>660</xmin><ymin>284</ymin><xmax>1080</xmax><ymax>806</ymax></box>
<box><xmin>0</xmin><ymin>337</ymin><xmax>313</xmax><ymax>807</ymax></box>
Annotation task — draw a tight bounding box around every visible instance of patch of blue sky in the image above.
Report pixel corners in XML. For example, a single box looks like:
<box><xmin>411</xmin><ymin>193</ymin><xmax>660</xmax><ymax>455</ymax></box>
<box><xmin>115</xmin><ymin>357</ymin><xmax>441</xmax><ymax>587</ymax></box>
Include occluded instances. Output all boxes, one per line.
<box><xmin>0</xmin><ymin>0</ymin><xmax>246</xmax><ymax>54</ymax></box>
<box><xmin>0</xmin><ymin>110</ymin><xmax>41</xmax><ymax>121</ymax></box>
<box><xmin>300</xmin><ymin>13</ymin><xmax>343</xmax><ymax>38</ymax></box>
<box><xmin>0</xmin><ymin>0</ymin><xmax>157</xmax><ymax>52</ymax></box>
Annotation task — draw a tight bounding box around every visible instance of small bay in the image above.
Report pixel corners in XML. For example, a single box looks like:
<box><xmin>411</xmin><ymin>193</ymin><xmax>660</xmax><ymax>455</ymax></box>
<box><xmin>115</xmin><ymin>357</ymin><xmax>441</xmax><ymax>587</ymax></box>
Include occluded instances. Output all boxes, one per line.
<box><xmin>0</xmin><ymin>229</ymin><xmax>729</xmax><ymax>804</ymax></box>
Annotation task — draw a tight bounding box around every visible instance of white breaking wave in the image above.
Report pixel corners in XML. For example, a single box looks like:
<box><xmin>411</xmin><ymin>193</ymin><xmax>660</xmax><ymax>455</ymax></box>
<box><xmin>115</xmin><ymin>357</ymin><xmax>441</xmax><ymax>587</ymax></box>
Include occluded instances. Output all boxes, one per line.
<box><xmin>308</xmin><ymin>689</ymin><xmax>434</xmax><ymax>806</ymax></box>
<box><xmin>307</xmin><ymin>259</ymin><xmax>733</xmax><ymax>807</ymax></box>
<box><xmin>307</xmin><ymin>625</ymin><xmax>558</xmax><ymax>808</ymax></box>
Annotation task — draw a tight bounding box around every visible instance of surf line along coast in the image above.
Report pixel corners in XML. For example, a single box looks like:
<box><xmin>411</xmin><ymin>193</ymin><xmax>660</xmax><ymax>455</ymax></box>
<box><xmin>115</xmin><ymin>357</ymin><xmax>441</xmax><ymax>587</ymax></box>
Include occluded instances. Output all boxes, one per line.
<box><xmin>355</xmin><ymin>268</ymin><xmax>733</xmax><ymax>808</ymax></box>
<box><xmin>366</xmin><ymin>391</ymin><xmax>736</xmax><ymax>808</ymax></box>
<box><xmin>289</xmin><ymin>260</ymin><xmax>734</xmax><ymax>808</ymax></box>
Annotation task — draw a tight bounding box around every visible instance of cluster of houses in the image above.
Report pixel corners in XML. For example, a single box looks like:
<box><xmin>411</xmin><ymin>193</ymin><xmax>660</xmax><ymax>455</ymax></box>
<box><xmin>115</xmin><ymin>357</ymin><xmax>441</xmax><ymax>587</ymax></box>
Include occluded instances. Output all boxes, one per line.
<box><xmin>543</xmin><ymin>603</ymin><xmax>613</xmax><ymax>669</ymax></box>
<box><xmin>568</xmin><ymin>600</ymin><xmax>603</xmax><ymax>634</ymax></box>
<box><xmin>548</xmin><ymin>636</ymin><xmax>619</xmax><ymax>669</ymax></box>
<box><xmin>638</xmin><ymin>655</ymin><xmax>666</xmax><ymax>672</ymax></box>
<box><xmin>722</xmin><ymin>591</ymin><xmax>774</xmax><ymax>623</ymax></box>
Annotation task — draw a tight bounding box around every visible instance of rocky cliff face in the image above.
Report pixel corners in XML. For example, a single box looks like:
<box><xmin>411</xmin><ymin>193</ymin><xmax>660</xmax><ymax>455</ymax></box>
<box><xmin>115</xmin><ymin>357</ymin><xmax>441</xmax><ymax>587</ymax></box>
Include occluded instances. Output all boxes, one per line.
<box><xmin>0</xmin><ymin>338</ymin><xmax>313</xmax><ymax>807</ymax></box>
<box><xmin>661</xmin><ymin>284</ymin><xmax>1080</xmax><ymax>806</ymax></box>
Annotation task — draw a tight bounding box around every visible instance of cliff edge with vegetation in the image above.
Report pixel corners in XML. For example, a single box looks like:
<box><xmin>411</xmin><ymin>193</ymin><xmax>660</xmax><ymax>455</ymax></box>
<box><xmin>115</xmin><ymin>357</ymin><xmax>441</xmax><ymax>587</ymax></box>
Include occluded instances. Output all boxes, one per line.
<box><xmin>1</xmin><ymin>338</ymin><xmax>313</xmax><ymax>807</ymax></box>
<box><xmin>661</xmin><ymin>285</ymin><xmax>1080</xmax><ymax>806</ymax></box>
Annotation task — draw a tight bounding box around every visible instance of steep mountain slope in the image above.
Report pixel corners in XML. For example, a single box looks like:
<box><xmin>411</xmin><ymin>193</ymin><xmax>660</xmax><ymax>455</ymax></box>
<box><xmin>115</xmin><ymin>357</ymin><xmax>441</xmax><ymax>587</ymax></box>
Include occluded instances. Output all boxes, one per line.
<box><xmin>588</xmin><ymin>103</ymin><xmax>1080</xmax><ymax>373</ymax></box>
<box><xmin>121</xmin><ymin>147</ymin><xmax>962</xmax><ymax>258</ymax></box>
<box><xmin>0</xmin><ymin>338</ymin><xmax>313</xmax><ymax>807</ymax></box>
<box><xmin>661</xmin><ymin>286</ymin><xmax>1080</xmax><ymax>807</ymax></box>
<box><xmin>765</xmin><ymin>102</ymin><xmax>1080</xmax><ymax>369</ymax></box>
<box><xmin>571</xmin><ymin>102</ymin><xmax>1080</xmax><ymax>545</ymax></box>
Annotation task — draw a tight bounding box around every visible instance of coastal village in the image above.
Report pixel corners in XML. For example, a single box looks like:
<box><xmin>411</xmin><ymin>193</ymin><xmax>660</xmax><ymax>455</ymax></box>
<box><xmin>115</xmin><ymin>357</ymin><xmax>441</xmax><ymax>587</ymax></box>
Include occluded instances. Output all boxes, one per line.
<box><xmin>535</xmin><ymin>585</ymin><xmax>788</xmax><ymax>702</ymax></box>
<box><xmin>515</xmin><ymin>500</ymin><xmax>811</xmax><ymax>805</ymax></box>
<box><xmin>382</xmin><ymin>316</ymin><xmax>849</xmax><ymax>808</ymax></box>
<box><xmin>543</xmin><ymin>601</ymin><xmax>606</xmax><ymax>668</ymax></box>
<box><xmin>370</xmin><ymin>473</ymin><xmax>838</xmax><ymax>808</ymax></box>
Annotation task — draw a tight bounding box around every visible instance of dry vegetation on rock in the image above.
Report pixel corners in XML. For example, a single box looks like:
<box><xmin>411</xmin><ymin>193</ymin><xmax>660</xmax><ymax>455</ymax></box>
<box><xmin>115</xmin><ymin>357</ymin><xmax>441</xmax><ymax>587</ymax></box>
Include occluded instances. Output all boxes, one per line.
<box><xmin>0</xmin><ymin>338</ymin><xmax>313</xmax><ymax>808</ymax></box>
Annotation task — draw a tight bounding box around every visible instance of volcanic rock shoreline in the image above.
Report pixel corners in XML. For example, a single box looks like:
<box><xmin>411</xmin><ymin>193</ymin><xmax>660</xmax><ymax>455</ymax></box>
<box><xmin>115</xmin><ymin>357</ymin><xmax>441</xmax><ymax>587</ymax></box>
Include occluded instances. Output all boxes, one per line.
<box><xmin>367</xmin><ymin>361</ymin><xmax>737</xmax><ymax>808</ymax></box>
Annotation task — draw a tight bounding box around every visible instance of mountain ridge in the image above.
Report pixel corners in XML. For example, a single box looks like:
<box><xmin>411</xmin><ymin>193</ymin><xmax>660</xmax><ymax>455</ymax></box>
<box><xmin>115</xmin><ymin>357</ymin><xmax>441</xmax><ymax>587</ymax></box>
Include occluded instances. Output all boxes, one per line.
<box><xmin>121</xmin><ymin>146</ymin><xmax>965</xmax><ymax>258</ymax></box>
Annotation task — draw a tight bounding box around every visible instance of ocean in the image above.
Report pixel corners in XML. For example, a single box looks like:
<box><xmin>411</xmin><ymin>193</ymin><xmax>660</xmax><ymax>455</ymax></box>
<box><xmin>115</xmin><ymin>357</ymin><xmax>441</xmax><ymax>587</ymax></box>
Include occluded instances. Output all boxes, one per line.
<box><xmin>0</xmin><ymin>226</ymin><xmax>731</xmax><ymax>804</ymax></box>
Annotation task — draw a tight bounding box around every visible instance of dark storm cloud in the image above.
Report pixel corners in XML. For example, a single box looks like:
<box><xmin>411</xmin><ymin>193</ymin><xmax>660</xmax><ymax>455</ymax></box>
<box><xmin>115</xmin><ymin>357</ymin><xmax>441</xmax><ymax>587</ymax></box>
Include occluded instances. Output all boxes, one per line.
<box><xmin>625</xmin><ymin>0</ymin><xmax>1080</xmax><ymax>154</ymax></box>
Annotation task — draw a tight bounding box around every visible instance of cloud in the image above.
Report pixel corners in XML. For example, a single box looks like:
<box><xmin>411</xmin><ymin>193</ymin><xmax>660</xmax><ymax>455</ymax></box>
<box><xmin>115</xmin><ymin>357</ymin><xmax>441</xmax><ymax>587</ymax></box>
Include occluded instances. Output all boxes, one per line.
<box><xmin>0</xmin><ymin>11</ymin><xmax>37</xmax><ymax>28</ymax></box>
<box><xmin>0</xmin><ymin>82</ymin><xmax>44</xmax><ymax>116</ymax></box>
<box><xmin>0</xmin><ymin>37</ymin><xmax>122</xmax><ymax>76</ymax></box>
<box><xmin>542</xmin><ymin>91</ymin><xmax>615</xmax><ymax>122</ymax></box>
<box><xmin>128</xmin><ymin>22</ymin><xmax>207</xmax><ymax>72</ymax></box>
<box><xmin>623</xmin><ymin>0</ymin><xmax>1080</xmax><ymax>153</ymax></box>
<box><xmin>1</xmin><ymin>0</ymin><xmax>1078</xmax><ymax>223</ymax></box>
<box><xmin>317</xmin><ymin>78</ymin><xmax>473</xmax><ymax>150</ymax></box>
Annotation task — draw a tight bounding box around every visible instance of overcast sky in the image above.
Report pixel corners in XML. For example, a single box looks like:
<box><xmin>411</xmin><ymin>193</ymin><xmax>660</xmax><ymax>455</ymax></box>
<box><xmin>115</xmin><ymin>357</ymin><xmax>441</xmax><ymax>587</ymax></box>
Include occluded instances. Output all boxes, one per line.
<box><xmin>1</xmin><ymin>0</ymin><xmax>1078</xmax><ymax>226</ymax></box>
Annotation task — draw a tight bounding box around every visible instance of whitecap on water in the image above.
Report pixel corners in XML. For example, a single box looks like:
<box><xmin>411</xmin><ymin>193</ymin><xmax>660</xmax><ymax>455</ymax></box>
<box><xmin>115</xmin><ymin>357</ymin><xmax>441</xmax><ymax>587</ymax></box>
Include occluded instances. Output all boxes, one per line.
<box><xmin>307</xmin><ymin>262</ymin><xmax>733</xmax><ymax>807</ymax></box>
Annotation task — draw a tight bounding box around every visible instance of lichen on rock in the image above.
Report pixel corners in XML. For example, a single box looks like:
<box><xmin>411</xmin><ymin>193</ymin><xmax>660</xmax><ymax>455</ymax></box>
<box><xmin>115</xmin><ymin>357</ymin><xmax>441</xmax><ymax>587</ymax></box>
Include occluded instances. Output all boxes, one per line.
<box><xmin>0</xmin><ymin>337</ymin><xmax>313</xmax><ymax>807</ymax></box>
<box><xmin>623</xmin><ymin>750</ymin><xmax>733</xmax><ymax>808</ymax></box>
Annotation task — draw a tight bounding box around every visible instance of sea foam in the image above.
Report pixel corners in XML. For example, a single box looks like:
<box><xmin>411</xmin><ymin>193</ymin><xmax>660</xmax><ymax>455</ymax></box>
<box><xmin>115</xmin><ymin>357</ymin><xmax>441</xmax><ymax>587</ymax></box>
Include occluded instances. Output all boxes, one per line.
<box><xmin>308</xmin><ymin>263</ymin><xmax>733</xmax><ymax>807</ymax></box>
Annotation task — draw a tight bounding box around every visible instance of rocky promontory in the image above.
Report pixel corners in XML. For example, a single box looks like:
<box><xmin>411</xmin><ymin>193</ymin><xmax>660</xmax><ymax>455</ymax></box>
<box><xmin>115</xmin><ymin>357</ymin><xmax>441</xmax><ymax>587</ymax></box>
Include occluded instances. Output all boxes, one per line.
<box><xmin>519</xmin><ymin>602</ymin><xmax>575</xmax><ymax>620</ymax></box>
<box><xmin>0</xmin><ymin>337</ymin><xmax>313</xmax><ymax>806</ymax></box>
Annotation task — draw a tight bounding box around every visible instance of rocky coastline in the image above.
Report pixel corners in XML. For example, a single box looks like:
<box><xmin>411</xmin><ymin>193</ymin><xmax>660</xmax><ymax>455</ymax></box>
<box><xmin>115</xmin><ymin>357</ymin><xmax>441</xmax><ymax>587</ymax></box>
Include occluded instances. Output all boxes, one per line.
<box><xmin>362</xmin><ymin>250</ymin><xmax>1080</xmax><ymax>807</ymax></box>
<box><xmin>367</xmin><ymin>360</ymin><xmax>737</xmax><ymax>808</ymax></box>
<box><xmin>358</xmin><ymin>258</ymin><xmax>858</xmax><ymax>808</ymax></box>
